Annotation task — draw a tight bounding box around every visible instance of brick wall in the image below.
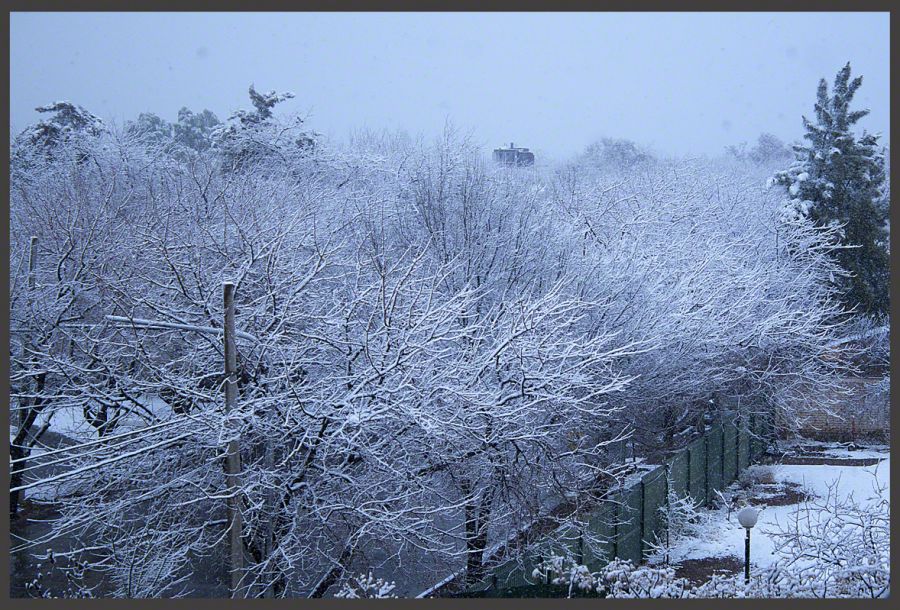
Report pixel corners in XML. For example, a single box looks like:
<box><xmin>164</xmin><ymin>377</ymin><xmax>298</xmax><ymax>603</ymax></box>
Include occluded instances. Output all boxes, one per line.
<box><xmin>793</xmin><ymin>376</ymin><xmax>890</xmax><ymax>441</ymax></box>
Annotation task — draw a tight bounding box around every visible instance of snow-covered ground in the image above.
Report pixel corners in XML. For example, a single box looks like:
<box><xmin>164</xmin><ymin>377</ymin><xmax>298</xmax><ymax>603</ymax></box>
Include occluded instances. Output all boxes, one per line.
<box><xmin>662</xmin><ymin>446</ymin><xmax>890</xmax><ymax>570</ymax></box>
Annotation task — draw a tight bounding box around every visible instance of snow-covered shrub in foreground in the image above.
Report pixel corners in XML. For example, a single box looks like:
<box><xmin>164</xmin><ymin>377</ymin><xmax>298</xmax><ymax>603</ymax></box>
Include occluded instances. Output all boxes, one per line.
<box><xmin>534</xmin><ymin>555</ymin><xmax>690</xmax><ymax>598</ymax></box>
<box><xmin>334</xmin><ymin>572</ymin><xmax>398</xmax><ymax>598</ymax></box>
<box><xmin>691</xmin><ymin>468</ymin><xmax>889</xmax><ymax>598</ymax></box>
<box><xmin>758</xmin><ymin>473</ymin><xmax>890</xmax><ymax>598</ymax></box>
<box><xmin>646</xmin><ymin>477</ymin><xmax>708</xmax><ymax>563</ymax></box>
<box><xmin>598</xmin><ymin>559</ymin><xmax>690</xmax><ymax>598</ymax></box>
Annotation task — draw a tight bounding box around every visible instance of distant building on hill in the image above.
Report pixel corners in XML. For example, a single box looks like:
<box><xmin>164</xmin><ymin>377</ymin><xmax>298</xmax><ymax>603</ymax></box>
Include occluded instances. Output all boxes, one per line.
<box><xmin>493</xmin><ymin>142</ymin><xmax>535</xmax><ymax>167</ymax></box>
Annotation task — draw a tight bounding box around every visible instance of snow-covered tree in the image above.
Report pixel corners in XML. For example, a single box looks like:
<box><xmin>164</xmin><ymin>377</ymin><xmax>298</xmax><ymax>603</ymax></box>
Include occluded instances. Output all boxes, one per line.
<box><xmin>125</xmin><ymin>112</ymin><xmax>174</xmax><ymax>147</ymax></box>
<box><xmin>771</xmin><ymin>63</ymin><xmax>889</xmax><ymax>319</ymax></box>
<box><xmin>10</xmin><ymin>101</ymin><xmax>106</xmax><ymax>177</ymax></box>
<box><xmin>728</xmin><ymin>133</ymin><xmax>793</xmax><ymax>165</ymax></box>
<box><xmin>213</xmin><ymin>85</ymin><xmax>314</xmax><ymax>171</ymax></box>
<box><xmin>577</xmin><ymin>137</ymin><xmax>655</xmax><ymax>172</ymax></box>
<box><xmin>9</xmin><ymin>116</ymin><xmax>855</xmax><ymax>598</ymax></box>
<box><xmin>173</xmin><ymin>107</ymin><xmax>220</xmax><ymax>152</ymax></box>
<box><xmin>646</xmin><ymin>472</ymin><xmax>707</xmax><ymax>564</ymax></box>
<box><xmin>21</xmin><ymin>101</ymin><xmax>105</xmax><ymax>148</ymax></box>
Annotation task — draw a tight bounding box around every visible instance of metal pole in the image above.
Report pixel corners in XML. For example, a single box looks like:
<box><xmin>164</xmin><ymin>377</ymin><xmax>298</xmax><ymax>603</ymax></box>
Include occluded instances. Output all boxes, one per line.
<box><xmin>223</xmin><ymin>282</ymin><xmax>244</xmax><ymax>598</ymax></box>
<box><xmin>744</xmin><ymin>529</ymin><xmax>751</xmax><ymax>584</ymax></box>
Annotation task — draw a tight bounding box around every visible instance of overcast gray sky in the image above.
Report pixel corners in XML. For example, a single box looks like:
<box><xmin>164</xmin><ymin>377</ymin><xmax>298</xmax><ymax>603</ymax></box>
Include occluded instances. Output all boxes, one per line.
<box><xmin>9</xmin><ymin>12</ymin><xmax>890</xmax><ymax>160</ymax></box>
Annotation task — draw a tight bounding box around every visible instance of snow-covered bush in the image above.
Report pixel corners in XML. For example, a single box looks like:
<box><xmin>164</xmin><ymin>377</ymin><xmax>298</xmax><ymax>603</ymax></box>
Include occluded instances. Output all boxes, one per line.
<box><xmin>647</xmin><ymin>471</ymin><xmax>708</xmax><ymax>563</ymax></box>
<box><xmin>532</xmin><ymin>553</ymin><xmax>596</xmax><ymax>593</ymax></box>
<box><xmin>23</xmin><ymin>553</ymin><xmax>95</xmax><ymax>599</ymax></box>
<box><xmin>738</xmin><ymin>465</ymin><xmax>776</xmax><ymax>487</ymax></box>
<box><xmin>334</xmin><ymin>572</ymin><xmax>398</xmax><ymax>598</ymax></box>
<box><xmin>598</xmin><ymin>558</ymin><xmax>690</xmax><ymax>598</ymax></box>
<box><xmin>533</xmin><ymin>555</ymin><xmax>691</xmax><ymax>598</ymax></box>
<box><xmin>759</xmin><ymin>473</ymin><xmax>889</xmax><ymax>598</ymax></box>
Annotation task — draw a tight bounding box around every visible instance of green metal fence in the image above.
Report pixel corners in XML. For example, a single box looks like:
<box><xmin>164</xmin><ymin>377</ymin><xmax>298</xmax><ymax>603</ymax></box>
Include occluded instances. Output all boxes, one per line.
<box><xmin>687</xmin><ymin>436</ymin><xmax>707</xmax><ymax>503</ymax></box>
<box><xmin>705</xmin><ymin>424</ymin><xmax>724</xmax><ymax>504</ymax></box>
<box><xmin>738</xmin><ymin>422</ymin><xmax>751</xmax><ymax>471</ymax></box>
<box><xmin>668</xmin><ymin>450</ymin><xmax>689</xmax><ymax>499</ymax></box>
<box><xmin>617</xmin><ymin>485</ymin><xmax>644</xmax><ymax>566</ymax></box>
<box><xmin>468</xmin><ymin>411</ymin><xmax>769</xmax><ymax>595</ymax></box>
<box><xmin>585</xmin><ymin>502</ymin><xmax>617</xmax><ymax>571</ymax></box>
<box><xmin>640</xmin><ymin>467</ymin><xmax>667</xmax><ymax>557</ymax></box>
<box><xmin>723</xmin><ymin>419</ymin><xmax>739</xmax><ymax>485</ymax></box>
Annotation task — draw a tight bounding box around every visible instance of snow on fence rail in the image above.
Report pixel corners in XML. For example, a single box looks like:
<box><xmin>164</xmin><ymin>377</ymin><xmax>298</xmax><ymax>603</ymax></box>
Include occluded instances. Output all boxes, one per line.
<box><xmin>459</xmin><ymin>410</ymin><xmax>772</xmax><ymax>596</ymax></box>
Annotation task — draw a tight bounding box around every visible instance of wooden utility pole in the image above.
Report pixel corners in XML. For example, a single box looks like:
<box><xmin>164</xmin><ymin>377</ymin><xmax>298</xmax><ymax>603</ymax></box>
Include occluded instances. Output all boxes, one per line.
<box><xmin>223</xmin><ymin>282</ymin><xmax>245</xmax><ymax>598</ymax></box>
<box><xmin>27</xmin><ymin>236</ymin><xmax>38</xmax><ymax>290</ymax></box>
<box><xmin>21</xmin><ymin>236</ymin><xmax>38</xmax><ymax>428</ymax></box>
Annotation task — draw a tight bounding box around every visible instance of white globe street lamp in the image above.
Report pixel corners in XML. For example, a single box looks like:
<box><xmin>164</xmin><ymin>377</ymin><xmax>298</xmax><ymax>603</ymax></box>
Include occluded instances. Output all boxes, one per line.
<box><xmin>737</xmin><ymin>507</ymin><xmax>759</xmax><ymax>584</ymax></box>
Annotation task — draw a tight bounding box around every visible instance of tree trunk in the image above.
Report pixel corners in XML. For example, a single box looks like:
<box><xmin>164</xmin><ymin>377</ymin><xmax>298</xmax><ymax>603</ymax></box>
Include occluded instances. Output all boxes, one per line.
<box><xmin>462</xmin><ymin>480</ymin><xmax>494</xmax><ymax>586</ymax></box>
<box><xmin>9</xmin><ymin>372</ymin><xmax>47</xmax><ymax>519</ymax></box>
<box><xmin>310</xmin><ymin>541</ymin><xmax>353</xmax><ymax>597</ymax></box>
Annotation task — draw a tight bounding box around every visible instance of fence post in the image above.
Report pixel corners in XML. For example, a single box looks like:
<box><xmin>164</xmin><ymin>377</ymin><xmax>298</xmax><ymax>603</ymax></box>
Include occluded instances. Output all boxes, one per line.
<box><xmin>223</xmin><ymin>282</ymin><xmax>245</xmax><ymax>598</ymax></box>
<box><xmin>703</xmin><ymin>435</ymin><xmax>710</xmax><ymax>506</ymax></box>
<box><xmin>612</xmin><ymin>498</ymin><xmax>619</xmax><ymax>560</ymax></box>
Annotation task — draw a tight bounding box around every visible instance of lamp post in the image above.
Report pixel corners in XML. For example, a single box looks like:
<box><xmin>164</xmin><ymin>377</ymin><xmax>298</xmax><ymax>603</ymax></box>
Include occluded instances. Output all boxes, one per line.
<box><xmin>737</xmin><ymin>507</ymin><xmax>759</xmax><ymax>584</ymax></box>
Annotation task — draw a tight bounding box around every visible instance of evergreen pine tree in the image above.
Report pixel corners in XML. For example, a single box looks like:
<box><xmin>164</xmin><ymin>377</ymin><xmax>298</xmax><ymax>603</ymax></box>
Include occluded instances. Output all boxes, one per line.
<box><xmin>212</xmin><ymin>85</ymin><xmax>314</xmax><ymax>171</ymax></box>
<box><xmin>173</xmin><ymin>107</ymin><xmax>220</xmax><ymax>152</ymax></box>
<box><xmin>771</xmin><ymin>62</ymin><xmax>889</xmax><ymax>319</ymax></box>
<box><xmin>125</xmin><ymin>112</ymin><xmax>174</xmax><ymax>146</ymax></box>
